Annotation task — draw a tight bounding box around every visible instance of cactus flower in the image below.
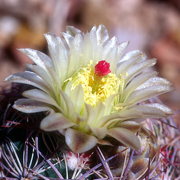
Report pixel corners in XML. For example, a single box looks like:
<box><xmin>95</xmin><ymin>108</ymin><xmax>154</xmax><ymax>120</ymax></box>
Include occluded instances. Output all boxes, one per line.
<box><xmin>6</xmin><ymin>25</ymin><xmax>172</xmax><ymax>153</ymax></box>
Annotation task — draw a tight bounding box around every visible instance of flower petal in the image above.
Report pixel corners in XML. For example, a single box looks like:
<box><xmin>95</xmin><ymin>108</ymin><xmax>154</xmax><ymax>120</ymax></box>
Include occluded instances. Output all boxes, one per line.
<box><xmin>13</xmin><ymin>98</ymin><xmax>51</xmax><ymax>113</ymax></box>
<box><xmin>125</xmin><ymin>85</ymin><xmax>172</xmax><ymax>105</ymax></box>
<box><xmin>90</xmin><ymin>127</ymin><xmax>107</xmax><ymax>139</ymax></box>
<box><xmin>103</xmin><ymin>103</ymin><xmax>172</xmax><ymax>128</ymax></box>
<box><xmin>18</xmin><ymin>48</ymin><xmax>52</xmax><ymax>70</ymax></box>
<box><xmin>103</xmin><ymin>37</ymin><xmax>117</xmax><ymax>56</ymax></box>
<box><xmin>118</xmin><ymin>121</ymin><xmax>141</xmax><ymax>132</ymax></box>
<box><xmin>23</xmin><ymin>89</ymin><xmax>62</xmax><ymax>111</ymax></box>
<box><xmin>5</xmin><ymin>71</ymin><xmax>48</xmax><ymax>92</ymax></box>
<box><xmin>66</xmin><ymin>26</ymin><xmax>82</xmax><ymax>36</ymax></box>
<box><xmin>86</xmin><ymin>103</ymin><xmax>106</xmax><ymax>127</ymax></box>
<box><xmin>96</xmin><ymin>24</ymin><xmax>109</xmax><ymax>45</ymax></box>
<box><xmin>116</xmin><ymin>50</ymin><xmax>146</xmax><ymax>75</ymax></box>
<box><xmin>125</xmin><ymin>59</ymin><xmax>157</xmax><ymax>82</ymax></box>
<box><xmin>67</xmin><ymin>34</ymin><xmax>84</xmax><ymax>75</ymax></box>
<box><xmin>59</xmin><ymin>90</ymin><xmax>77</xmax><ymax>120</ymax></box>
<box><xmin>26</xmin><ymin>64</ymin><xmax>54</xmax><ymax>87</ymax></box>
<box><xmin>136</xmin><ymin>77</ymin><xmax>172</xmax><ymax>90</ymax></box>
<box><xmin>125</xmin><ymin>71</ymin><xmax>157</xmax><ymax>95</ymax></box>
<box><xmin>44</xmin><ymin>33</ymin><xmax>68</xmax><ymax>82</ymax></box>
<box><xmin>66</xmin><ymin>84</ymin><xmax>84</xmax><ymax>114</ymax></box>
<box><xmin>102</xmin><ymin>36</ymin><xmax>118</xmax><ymax>70</ymax></box>
<box><xmin>40</xmin><ymin>113</ymin><xmax>74</xmax><ymax>131</ymax></box>
<box><xmin>121</xmin><ymin>50</ymin><xmax>146</xmax><ymax>62</ymax></box>
<box><xmin>108</xmin><ymin>127</ymin><xmax>140</xmax><ymax>150</ymax></box>
<box><xmin>65</xmin><ymin>128</ymin><xmax>97</xmax><ymax>153</ymax></box>
<box><xmin>62</xmin><ymin>32</ymin><xmax>73</xmax><ymax>47</ymax></box>
<box><xmin>137</xmin><ymin>103</ymin><xmax>172</xmax><ymax>116</ymax></box>
<box><xmin>117</xmin><ymin>41</ymin><xmax>129</xmax><ymax>58</ymax></box>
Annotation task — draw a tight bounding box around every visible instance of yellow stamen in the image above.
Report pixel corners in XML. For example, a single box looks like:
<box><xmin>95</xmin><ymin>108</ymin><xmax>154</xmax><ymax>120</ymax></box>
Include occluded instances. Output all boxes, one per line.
<box><xmin>68</xmin><ymin>62</ymin><xmax>124</xmax><ymax>107</ymax></box>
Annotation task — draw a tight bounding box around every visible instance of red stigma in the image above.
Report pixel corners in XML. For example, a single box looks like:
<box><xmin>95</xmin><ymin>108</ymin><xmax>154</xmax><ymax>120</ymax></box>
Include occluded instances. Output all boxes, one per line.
<box><xmin>95</xmin><ymin>60</ymin><xmax>111</xmax><ymax>76</ymax></box>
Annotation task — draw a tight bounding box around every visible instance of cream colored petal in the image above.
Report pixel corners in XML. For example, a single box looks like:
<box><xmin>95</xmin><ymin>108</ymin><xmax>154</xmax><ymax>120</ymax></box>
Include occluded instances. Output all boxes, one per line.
<box><xmin>65</xmin><ymin>128</ymin><xmax>97</xmax><ymax>153</ymax></box>
<box><xmin>13</xmin><ymin>98</ymin><xmax>51</xmax><ymax>113</ymax></box>
<box><xmin>72</xmin><ymin>33</ymin><xmax>83</xmax><ymax>50</ymax></box>
<box><xmin>122</xmin><ymin>103</ymin><xmax>172</xmax><ymax>118</ymax></box>
<box><xmin>102</xmin><ymin>36</ymin><xmax>118</xmax><ymax>70</ymax></box>
<box><xmin>26</xmin><ymin>64</ymin><xmax>54</xmax><ymax>87</ymax></box>
<box><xmin>101</xmin><ymin>114</ymin><xmax>128</xmax><ymax>128</ymax></box>
<box><xmin>68</xmin><ymin>85</ymin><xmax>84</xmax><ymax>114</ymax></box>
<box><xmin>118</xmin><ymin>121</ymin><xmax>141</xmax><ymax>133</ymax></box>
<box><xmin>66</xmin><ymin>26</ymin><xmax>82</xmax><ymax>36</ymax></box>
<box><xmin>96</xmin><ymin>25</ymin><xmax>109</xmax><ymax>45</ymax></box>
<box><xmin>89</xmin><ymin>26</ymin><xmax>97</xmax><ymax>42</ymax></box>
<box><xmin>27</xmin><ymin>63</ymin><xmax>60</xmax><ymax>90</ymax></box>
<box><xmin>44</xmin><ymin>33</ymin><xmax>68</xmax><ymax>82</ymax></box>
<box><xmin>103</xmin><ymin>103</ymin><xmax>172</xmax><ymax>128</ymax></box>
<box><xmin>87</xmin><ymin>103</ymin><xmax>106</xmax><ymax>127</ymax></box>
<box><xmin>136</xmin><ymin>77</ymin><xmax>172</xmax><ymax>90</ymax></box>
<box><xmin>103</xmin><ymin>37</ymin><xmax>117</xmax><ymax>56</ymax></box>
<box><xmin>18</xmin><ymin>48</ymin><xmax>52</xmax><ymax>70</ymax></box>
<box><xmin>5</xmin><ymin>72</ymin><xmax>48</xmax><ymax>93</ymax></box>
<box><xmin>67</xmin><ymin>34</ymin><xmax>84</xmax><ymax>75</ymax></box>
<box><xmin>85</xmin><ymin>104</ymin><xmax>98</xmax><ymax>125</ymax></box>
<box><xmin>62</xmin><ymin>32</ymin><xmax>73</xmax><ymax>47</ymax></box>
<box><xmin>117</xmin><ymin>41</ymin><xmax>129</xmax><ymax>58</ymax></box>
<box><xmin>23</xmin><ymin>89</ymin><xmax>62</xmax><ymax>112</ymax></box>
<box><xmin>90</xmin><ymin>127</ymin><xmax>107</xmax><ymax>139</ymax></box>
<box><xmin>108</xmin><ymin>127</ymin><xmax>140</xmax><ymax>151</ymax></box>
<box><xmin>125</xmin><ymin>71</ymin><xmax>157</xmax><ymax>95</ymax></box>
<box><xmin>101</xmin><ymin>109</ymin><xmax>142</xmax><ymax>127</ymax></box>
<box><xmin>116</xmin><ymin>50</ymin><xmax>146</xmax><ymax>74</ymax></box>
<box><xmin>59</xmin><ymin>90</ymin><xmax>77</xmax><ymax>121</ymax></box>
<box><xmin>125</xmin><ymin>59</ymin><xmax>157</xmax><ymax>82</ymax></box>
<box><xmin>87</xmin><ymin>26</ymin><xmax>108</xmax><ymax>63</ymax></box>
<box><xmin>138</xmin><ymin>103</ymin><xmax>172</xmax><ymax>116</ymax></box>
<box><xmin>121</xmin><ymin>50</ymin><xmax>146</xmax><ymax>62</ymax></box>
<box><xmin>125</xmin><ymin>85</ymin><xmax>172</xmax><ymax>105</ymax></box>
<box><xmin>40</xmin><ymin>113</ymin><xmax>74</xmax><ymax>131</ymax></box>
<box><xmin>104</xmin><ymin>95</ymin><xmax>116</xmax><ymax>115</ymax></box>
<box><xmin>104</xmin><ymin>47</ymin><xmax>117</xmax><ymax>66</ymax></box>
<box><xmin>80</xmin><ymin>31</ymin><xmax>102</xmax><ymax>65</ymax></box>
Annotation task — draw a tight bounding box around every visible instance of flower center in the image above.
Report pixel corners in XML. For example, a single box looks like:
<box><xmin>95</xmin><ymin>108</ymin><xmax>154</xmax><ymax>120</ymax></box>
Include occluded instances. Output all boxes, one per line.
<box><xmin>69</xmin><ymin>60</ymin><xmax>121</xmax><ymax>106</ymax></box>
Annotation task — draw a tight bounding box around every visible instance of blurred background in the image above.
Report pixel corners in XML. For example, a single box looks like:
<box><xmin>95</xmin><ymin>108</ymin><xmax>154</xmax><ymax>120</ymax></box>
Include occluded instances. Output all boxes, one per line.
<box><xmin>0</xmin><ymin>0</ymin><xmax>179</xmax><ymax>125</ymax></box>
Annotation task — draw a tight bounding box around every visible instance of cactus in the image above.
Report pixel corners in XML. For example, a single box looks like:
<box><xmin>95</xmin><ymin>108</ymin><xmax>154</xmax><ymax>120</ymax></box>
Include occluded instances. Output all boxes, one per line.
<box><xmin>1</xmin><ymin>25</ymin><xmax>179</xmax><ymax>179</ymax></box>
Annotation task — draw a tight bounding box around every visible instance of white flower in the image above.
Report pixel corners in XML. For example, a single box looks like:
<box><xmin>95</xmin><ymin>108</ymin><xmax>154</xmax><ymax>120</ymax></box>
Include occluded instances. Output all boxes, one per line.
<box><xmin>6</xmin><ymin>25</ymin><xmax>172</xmax><ymax>153</ymax></box>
